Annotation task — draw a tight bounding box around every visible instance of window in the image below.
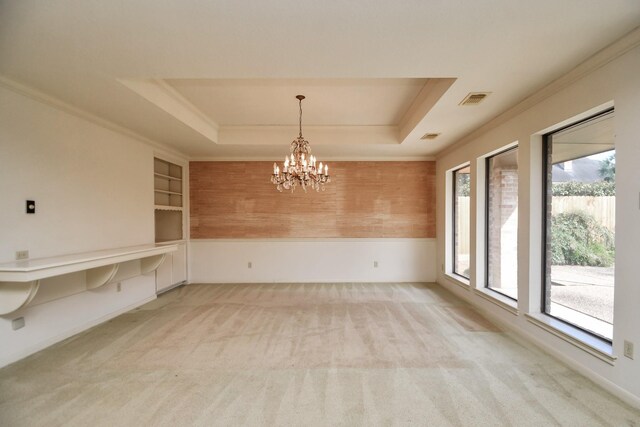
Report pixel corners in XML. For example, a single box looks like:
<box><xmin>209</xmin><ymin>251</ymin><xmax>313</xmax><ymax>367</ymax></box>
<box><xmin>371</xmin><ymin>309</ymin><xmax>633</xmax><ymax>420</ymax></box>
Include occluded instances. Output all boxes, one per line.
<box><xmin>486</xmin><ymin>147</ymin><xmax>519</xmax><ymax>300</ymax></box>
<box><xmin>452</xmin><ymin>165</ymin><xmax>471</xmax><ymax>279</ymax></box>
<box><xmin>543</xmin><ymin>110</ymin><xmax>615</xmax><ymax>341</ymax></box>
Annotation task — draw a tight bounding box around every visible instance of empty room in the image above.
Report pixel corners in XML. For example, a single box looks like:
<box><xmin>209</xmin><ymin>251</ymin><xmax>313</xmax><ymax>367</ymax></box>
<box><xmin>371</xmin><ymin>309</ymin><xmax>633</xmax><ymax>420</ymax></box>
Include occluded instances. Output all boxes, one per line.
<box><xmin>1</xmin><ymin>1</ymin><xmax>640</xmax><ymax>425</ymax></box>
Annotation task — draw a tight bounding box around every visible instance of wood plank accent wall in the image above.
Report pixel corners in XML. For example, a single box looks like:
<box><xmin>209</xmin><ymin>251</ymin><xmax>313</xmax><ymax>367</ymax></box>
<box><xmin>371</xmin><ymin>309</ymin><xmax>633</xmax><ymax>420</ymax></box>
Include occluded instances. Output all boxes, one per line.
<box><xmin>190</xmin><ymin>161</ymin><xmax>436</xmax><ymax>238</ymax></box>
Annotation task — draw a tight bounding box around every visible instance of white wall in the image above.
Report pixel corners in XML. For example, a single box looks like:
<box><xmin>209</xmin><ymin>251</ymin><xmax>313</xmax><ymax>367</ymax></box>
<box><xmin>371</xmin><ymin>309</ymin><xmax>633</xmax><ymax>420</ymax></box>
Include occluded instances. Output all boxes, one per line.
<box><xmin>436</xmin><ymin>43</ymin><xmax>640</xmax><ymax>404</ymax></box>
<box><xmin>0</xmin><ymin>275</ymin><xmax>156</xmax><ymax>367</ymax></box>
<box><xmin>0</xmin><ymin>84</ymin><xmax>175</xmax><ymax>367</ymax></box>
<box><xmin>190</xmin><ymin>238</ymin><xmax>436</xmax><ymax>283</ymax></box>
<box><xmin>0</xmin><ymin>86</ymin><xmax>153</xmax><ymax>261</ymax></box>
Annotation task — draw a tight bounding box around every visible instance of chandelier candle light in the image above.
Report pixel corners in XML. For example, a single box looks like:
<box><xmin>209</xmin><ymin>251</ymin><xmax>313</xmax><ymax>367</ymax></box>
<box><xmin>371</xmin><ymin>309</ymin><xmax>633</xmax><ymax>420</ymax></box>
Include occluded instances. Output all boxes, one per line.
<box><xmin>271</xmin><ymin>95</ymin><xmax>331</xmax><ymax>192</ymax></box>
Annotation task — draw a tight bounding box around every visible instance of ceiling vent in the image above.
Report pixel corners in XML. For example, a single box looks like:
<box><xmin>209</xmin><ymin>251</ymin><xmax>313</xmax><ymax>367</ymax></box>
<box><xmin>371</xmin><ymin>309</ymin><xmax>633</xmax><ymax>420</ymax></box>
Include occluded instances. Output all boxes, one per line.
<box><xmin>421</xmin><ymin>133</ymin><xmax>441</xmax><ymax>140</ymax></box>
<box><xmin>459</xmin><ymin>92</ymin><xmax>491</xmax><ymax>106</ymax></box>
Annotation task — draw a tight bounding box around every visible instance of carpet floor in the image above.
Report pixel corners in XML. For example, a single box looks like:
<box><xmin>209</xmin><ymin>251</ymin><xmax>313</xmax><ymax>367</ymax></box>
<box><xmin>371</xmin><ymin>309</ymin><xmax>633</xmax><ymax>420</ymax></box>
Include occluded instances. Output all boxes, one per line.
<box><xmin>0</xmin><ymin>283</ymin><xmax>638</xmax><ymax>426</ymax></box>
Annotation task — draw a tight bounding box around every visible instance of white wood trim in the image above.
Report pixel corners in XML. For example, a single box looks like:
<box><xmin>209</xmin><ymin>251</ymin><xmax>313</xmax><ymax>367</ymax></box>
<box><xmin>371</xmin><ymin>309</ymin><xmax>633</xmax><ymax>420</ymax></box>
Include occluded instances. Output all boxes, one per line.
<box><xmin>190</xmin><ymin>237</ymin><xmax>437</xmax><ymax>243</ymax></box>
<box><xmin>436</xmin><ymin>26</ymin><xmax>640</xmax><ymax>159</ymax></box>
<box><xmin>154</xmin><ymin>205</ymin><xmax>183</xmax><ymax>212</ymax></box>
<box><xmin>443</xmin><ymin>273</ymin><xmax>471</xmax><ymax>290</ymax></box>
<box><xmin>191</xmin><ymin>156</ymin><xmax>437</xmax><ymax>161</ymax></box>
<box><xmin>119</xmin><ymin>78</ymin><xmax>219</xmax><ymax>143</ymax></box>
<box><xmin>525</xmin><ymin>313</ymin><xmax>616</xmax><ymax>365</ymax></box>
<box><xmin>0</xmin><ymin>244</ymin><xmax>177</xmax><ymax>282</ymax></box>
<box><xmin>0</xmin><ymin>75</ymin><xmax>188</xmax><ymax>160</ymax></box>
<box><xmin>436</xmin><ymin>280</ymin><xmax>640</xmax><ymax>409</ymax></box>
<box><xmin>473</xmin><ymin>287</ymin><xmax>519</xmax><ymax>315</ymax></box>
<box><xmin>0</xmin><ymin>295</ymin><xmax>156</xmax><ymax>369</ymax></box>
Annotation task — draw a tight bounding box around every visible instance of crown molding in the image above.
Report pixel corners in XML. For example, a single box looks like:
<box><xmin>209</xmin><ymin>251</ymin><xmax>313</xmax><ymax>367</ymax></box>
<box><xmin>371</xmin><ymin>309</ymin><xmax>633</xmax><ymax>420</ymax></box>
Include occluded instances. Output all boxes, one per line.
<box><xmin>190</xmin><ymin>156</ymin><xmax>436</xmax><ymax>162</ymax></box>
<box><xmin>398</xmin><ymin>78</ymin><xmax>456</xmax><ymax>143</ymax></box>
<box><xmin>0</xmin><ymin>75</ymin><xmax>188</xmax><ymax>160</ymax></box>
<box><xmin>436</xmin><ymin>25</ymin><xmax>640</xmax><ymax>159</ymax></box>
<box><xmin>118</xmin><ymin>78</ymin><xmax>220</xmax><ymax>143</ymax></box>
<box><xmin>218</xmin><ymin>124</ymin><xmax>399</xmax><ymax>146</ymax></box>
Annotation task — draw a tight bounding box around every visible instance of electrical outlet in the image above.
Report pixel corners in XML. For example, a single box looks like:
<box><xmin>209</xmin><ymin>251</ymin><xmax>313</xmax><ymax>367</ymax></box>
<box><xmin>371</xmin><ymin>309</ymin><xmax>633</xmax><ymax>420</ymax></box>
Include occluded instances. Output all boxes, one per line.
<box><xmin>116</xmin><ymin>283</ymin><xmax>122</xmax><ymax>292</ymax></box>
<box><xmin>624</xmin><ymin>340</ymin><xmax>634</xmax><ymax>359</ymax></box>
<box><xmin>15</xmin><ymin>250</ymin><xmax>29</xmax><ymax>260</ymax></box>
<box><xmin>12</xmin><ymin>317</ymin><xmax>25</xmax><ymax>330</ymax></box>
<box><xmin>248</xmin><ymin>262</ymin><xmax>252</xmax><ymax>269</ymax></box>
<box><xmin>373</xmin><ymin>261</ymin><xmax>378</xmax><ymax>268</ymax></box>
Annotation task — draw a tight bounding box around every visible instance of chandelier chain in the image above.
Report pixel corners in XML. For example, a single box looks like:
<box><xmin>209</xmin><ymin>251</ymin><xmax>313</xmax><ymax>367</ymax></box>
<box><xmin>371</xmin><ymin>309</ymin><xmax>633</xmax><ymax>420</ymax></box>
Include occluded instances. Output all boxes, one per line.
<box><xmin>299</xmin><ymin>97</ymin><xmax>303</xmax><ymax>138</ymax></box>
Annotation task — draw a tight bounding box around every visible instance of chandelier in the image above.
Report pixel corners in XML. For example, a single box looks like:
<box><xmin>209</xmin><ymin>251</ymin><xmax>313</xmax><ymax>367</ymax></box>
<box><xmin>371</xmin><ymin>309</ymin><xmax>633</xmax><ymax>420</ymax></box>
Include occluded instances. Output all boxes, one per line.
<box><xmin>271</xmin><ymin>95</ymin><xmax>331</xmax><ymax>192</ymax></box>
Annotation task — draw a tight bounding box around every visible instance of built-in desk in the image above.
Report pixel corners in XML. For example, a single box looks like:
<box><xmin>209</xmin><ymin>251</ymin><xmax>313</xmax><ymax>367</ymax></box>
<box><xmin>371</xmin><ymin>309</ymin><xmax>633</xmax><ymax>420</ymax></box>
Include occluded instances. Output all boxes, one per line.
<box><xmin>0</xmin><ymin>244</ymin><xmax>177</xmax><ymax>316</ymax></box>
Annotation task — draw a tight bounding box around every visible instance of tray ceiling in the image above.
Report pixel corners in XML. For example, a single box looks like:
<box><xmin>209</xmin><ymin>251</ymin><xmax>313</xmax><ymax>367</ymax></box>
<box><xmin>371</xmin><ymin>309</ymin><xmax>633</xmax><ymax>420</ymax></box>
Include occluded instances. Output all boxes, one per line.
<box><xmin>1</xmin><ymin>1</ymin><xmax>639</xmax><ymax>159</ymax></box>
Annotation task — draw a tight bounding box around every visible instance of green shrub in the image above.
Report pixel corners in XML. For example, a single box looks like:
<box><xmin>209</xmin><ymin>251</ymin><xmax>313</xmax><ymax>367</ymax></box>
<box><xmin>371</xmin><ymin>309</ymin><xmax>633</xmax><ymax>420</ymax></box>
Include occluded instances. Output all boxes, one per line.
<box><xmin>456</xmin><ymin>173</ymin><xmax>470</xmax><ymax>197</ymax></box>
<box><xmin>551</xmin><ymin>212</ymin><xmax>614</xmax><ymax>267</ymax></box>
<box><xmin>599</xmin><ymin>154</ymin><xmax>616</xmax><ymax>182</ymax></box>
<box><xmin>552</xmin><ymin>181</ymin><xmax>615</xmax><ymax>196</ymax></box>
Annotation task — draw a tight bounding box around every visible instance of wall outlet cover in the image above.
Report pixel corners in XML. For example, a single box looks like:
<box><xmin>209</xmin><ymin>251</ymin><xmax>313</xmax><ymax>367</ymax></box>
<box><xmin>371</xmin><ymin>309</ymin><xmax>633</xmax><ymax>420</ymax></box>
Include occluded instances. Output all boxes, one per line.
<box><xmin>12</xmin><ymin>317</ymin><xmax>26</xmax><ymax>330</ymax></box>
<box><xmin>15</xmin><ymin>250</ymin><xmax>29</xmax><ymax>260</ymax></box>
<box><xmin>624</xmin><ymin>340</ymin><xmax>634</xmax><ymax>359</ymax></box>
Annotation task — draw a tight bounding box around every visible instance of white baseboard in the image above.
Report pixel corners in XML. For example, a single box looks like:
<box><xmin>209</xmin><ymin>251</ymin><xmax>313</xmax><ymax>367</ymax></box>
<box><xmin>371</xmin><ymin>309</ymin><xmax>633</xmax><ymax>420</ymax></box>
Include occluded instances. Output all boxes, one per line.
<box><xmin>437</xmin><ymin>279</ymin><xmax>640</xmax><ymax>410</ymax></box>
<box><xmin>0</xmin><ymin>295</ymin><xmax>156</xmax><ymax>369</ymax></box>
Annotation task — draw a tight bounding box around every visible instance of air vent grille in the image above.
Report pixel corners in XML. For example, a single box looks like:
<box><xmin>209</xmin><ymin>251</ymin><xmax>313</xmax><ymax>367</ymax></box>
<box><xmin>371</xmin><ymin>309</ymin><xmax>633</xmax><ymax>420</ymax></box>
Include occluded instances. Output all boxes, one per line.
<box><xmin>421</xmin><ymin>133</ymin><xmax>441</xmax><ymax>140</ymax></box>
<box><xmin>460</xmin><ymin>92</ymin><xmax>491</xmax><ymax>106</ymax></box>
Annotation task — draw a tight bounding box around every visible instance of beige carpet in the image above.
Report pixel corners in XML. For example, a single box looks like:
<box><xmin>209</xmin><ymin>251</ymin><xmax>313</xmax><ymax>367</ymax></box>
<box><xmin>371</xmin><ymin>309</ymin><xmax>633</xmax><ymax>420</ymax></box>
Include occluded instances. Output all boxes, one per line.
<box><xmin>0</xmin><ymin>283</ymin><xmax>638</xmax><ymax>426</ymax></box>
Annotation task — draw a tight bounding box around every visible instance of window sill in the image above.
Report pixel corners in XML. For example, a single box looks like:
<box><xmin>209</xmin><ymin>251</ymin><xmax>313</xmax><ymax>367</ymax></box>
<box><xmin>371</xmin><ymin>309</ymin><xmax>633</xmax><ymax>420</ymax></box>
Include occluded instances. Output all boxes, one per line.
<box><xmin>444</xmin><ymin>273</ymin><xmax>471</xmax><ymax>290</ymax></box>
<box><xmin>473</xmin><ymin>287</ymin><xmax>518</xmax><ymax>315</ymax></box>
<box><xmin>525</xmin><ymin>313</ymin><xmax>616</xmax><ymax>365</ymax></box>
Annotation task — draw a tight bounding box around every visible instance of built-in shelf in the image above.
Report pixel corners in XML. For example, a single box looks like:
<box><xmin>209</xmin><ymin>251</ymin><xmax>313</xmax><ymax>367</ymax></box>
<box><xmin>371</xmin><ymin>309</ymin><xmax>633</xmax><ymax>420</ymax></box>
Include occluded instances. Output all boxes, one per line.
<box><xmin>154</xmin><ymin>172</ymin><xmax>182</xmax><ymax>181</ymax></box>
<box><xmin>153</xmin><ymin>158</ymin><xmax>186</xmax><ymax>291</ymax></box>
<box><xmin>86</xmin><ymin>264</ymin><xmax>119</xmax><ymax>290</ymax></box>
<box><xmin>154</xmin><ymin>205</ymin><xmax>183</xmax><ymax>212</ymax></box>
<box><xmin>0</xmin><ymin>244</ymin><xmax>177</xmax><ymax>315</ymax></box>
<box><xmin>154</xmin><ymin>189</ymin><xmax>182</xmax><ymax>196</ymax></box>
<box><xmin>154</xmin><ymin>157</ymin><xmax>184</xmax><ymax>242</ymax></box>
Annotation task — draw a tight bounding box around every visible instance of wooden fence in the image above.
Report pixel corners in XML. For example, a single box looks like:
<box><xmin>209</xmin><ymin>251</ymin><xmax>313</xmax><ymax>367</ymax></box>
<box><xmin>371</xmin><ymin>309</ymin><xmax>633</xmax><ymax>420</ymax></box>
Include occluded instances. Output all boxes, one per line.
<box><xmin>456</xmin><ymin>197</ymin><xmax>470</xmax><ymax>254</ymax></box>
<box><xmin>552</xmin><ymin>196</ymin><xmax>615</xmax><ymax>231</ymax></box>
<box><xmin>454</xmin><ymin>196</ymin><xmax>614</xmax><ymax>255</ymax></box>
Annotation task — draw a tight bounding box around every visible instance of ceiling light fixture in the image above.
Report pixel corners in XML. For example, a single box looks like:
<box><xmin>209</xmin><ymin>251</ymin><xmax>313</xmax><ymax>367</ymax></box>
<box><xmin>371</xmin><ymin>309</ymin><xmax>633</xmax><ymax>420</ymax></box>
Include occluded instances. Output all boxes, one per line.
<box><xmin>271</xmin><ymin>95</ymin><xmax>331</xmax><ymax>192</ymax></box>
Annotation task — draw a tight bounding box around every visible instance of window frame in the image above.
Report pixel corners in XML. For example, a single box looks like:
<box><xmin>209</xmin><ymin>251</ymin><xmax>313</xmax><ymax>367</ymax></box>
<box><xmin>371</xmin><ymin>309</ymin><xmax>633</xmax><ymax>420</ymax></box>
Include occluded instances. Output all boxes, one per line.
<box><xmin>484</xmin><ymin>145</ymin><xmax>519</xmax><ymax>301</ymax></box>
<box><xmin>541</xmin><ymin>108</ymin><xmax>615</xmax><ymax>343</ymax></box>
<box><xmin>451</xmin><ymin>164</ymin><xmax>471</xmax><ymax>280</ymax></box>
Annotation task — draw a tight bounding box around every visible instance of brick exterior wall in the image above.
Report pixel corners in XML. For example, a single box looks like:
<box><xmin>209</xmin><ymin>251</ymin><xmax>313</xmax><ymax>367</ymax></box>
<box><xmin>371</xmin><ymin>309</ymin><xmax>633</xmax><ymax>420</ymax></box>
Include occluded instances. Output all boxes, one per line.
<box><xmin>488</xmin><ymin>165</ymin><xmax>518</xmax><ymax>294</ymax></box>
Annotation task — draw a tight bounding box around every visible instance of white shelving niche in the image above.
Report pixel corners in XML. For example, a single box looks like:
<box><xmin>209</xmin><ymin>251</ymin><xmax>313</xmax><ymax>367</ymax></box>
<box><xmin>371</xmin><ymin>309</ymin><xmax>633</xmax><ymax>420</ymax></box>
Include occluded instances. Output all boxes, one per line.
<box><xmin>153</xmin><ymin>157</ymin><xmax>187</xmax><ymax>293</ymax></box>
<box><xmin>154</xmin><ymin>157</ymin><xmax>183</xmax><ymax>243</ymax></box>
